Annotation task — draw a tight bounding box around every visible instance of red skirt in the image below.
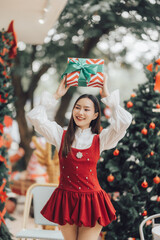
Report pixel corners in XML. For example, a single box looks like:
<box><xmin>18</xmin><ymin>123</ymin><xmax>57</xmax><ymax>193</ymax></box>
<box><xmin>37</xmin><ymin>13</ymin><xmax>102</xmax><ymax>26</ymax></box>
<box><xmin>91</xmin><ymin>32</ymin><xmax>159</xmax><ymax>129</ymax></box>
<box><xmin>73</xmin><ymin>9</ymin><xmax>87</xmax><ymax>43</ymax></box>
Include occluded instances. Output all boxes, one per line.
<box><xmin>40</xmin><ymin>187</ymin><xmax>116</xmax><ymax>227</ymax></box>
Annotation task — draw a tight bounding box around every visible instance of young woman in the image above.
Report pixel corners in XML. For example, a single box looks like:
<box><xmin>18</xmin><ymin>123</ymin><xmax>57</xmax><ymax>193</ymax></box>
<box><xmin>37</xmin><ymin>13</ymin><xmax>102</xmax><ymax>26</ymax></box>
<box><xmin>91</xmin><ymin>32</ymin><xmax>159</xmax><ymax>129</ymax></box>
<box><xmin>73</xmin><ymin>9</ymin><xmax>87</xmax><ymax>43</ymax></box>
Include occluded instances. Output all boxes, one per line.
<box><xmin>27</xmin><ymin>75</ymin><xmax>132</xmax><ymax>240</ymax></box>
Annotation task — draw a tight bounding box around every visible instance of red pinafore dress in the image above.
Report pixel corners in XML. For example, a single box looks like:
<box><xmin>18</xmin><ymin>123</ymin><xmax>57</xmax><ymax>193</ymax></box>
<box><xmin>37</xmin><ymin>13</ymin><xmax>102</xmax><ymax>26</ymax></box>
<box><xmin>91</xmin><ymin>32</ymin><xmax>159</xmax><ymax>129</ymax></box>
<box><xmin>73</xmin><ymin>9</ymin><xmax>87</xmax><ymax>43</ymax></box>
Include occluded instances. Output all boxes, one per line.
<box><xmin>40</xmin><ymin>130</ymin><xmax>116</xmax><ymax>227</ymax></box>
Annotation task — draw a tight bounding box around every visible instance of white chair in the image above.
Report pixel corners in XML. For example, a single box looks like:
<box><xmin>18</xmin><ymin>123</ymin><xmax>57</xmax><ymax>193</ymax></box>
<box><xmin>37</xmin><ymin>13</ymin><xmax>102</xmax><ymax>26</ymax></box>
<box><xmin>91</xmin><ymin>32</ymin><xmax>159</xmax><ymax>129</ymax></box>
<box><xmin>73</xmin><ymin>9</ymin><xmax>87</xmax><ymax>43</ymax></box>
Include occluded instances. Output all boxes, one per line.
<box><xmin>15</xmin><ymin>183</ymin><xmax>64</xmax><ymax>240</ymax></box>
<box><xmin>139</xmin><ymin>213</ymin><xmax>160</xmax><ymax>240</ymax></box>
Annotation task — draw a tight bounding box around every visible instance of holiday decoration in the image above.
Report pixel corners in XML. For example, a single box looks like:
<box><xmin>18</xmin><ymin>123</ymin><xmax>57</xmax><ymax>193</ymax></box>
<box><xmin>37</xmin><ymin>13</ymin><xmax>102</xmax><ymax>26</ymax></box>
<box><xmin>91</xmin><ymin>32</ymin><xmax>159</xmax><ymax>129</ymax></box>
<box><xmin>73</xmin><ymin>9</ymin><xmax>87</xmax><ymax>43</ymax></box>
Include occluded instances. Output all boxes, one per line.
<box><xmin>157</xmin><ymin>196</ymin><xmax>160</xmax><ymax>202</ymax></box>
<box><xmin>146</xmin><ymin>58</ymin><xmax>160</xmax><ymax>92</ymax></box>
<box><xmin>107</xmin><ymin>174</ymin><xmax>115</xmax><ymax>182</ymax></box>
<box><xmin>32</xmin><ymin>136</ymin><xmax>60</xmax><ymax>184</ymax></box>
<box><xmin>131</xmin><ymin>93</ymin><xmax>136</xmax><ymax>98</ymax></box>
<box><xmin>142</xmin><ymin>210</ymin><xmax>147</xmax><ymax>216</ymax></box>
<box><xmin>141</xmin><ymin>180</ymin><xmax>148</xmax><ymax>188</ymax></box>
<box><xmin>113</xmin><ymin>149</ymin><xmax>119</xmax><ymax>156</ymax></box>
<box><xmin>0</xmin><ymin>21</ymin><xmax>17</xmax><ymax>239</ymax></box>
<box><xmin>153</xmin><ymin>176</ymin><xmax>160</xmax><ymax>184</ymax></box>
<box><xmin>97</xmin><ymin>59</ymin><xmax>160</xmax><ymax>239</ymax></box>
<box><xmin>149</xmin><ymin>122</ymin><xmax>155</xmax><ymax>129</ymax></box>
<box><xmin>62</xmin><ymin>57</ymin><xmax>104</xmax><ymax>88</ymax></box>
<box><xmin>141</xmin><ymin>128</ymin><xmax>147</xmax><ymax>135</ymax></box>
<box><xmin>127</xmin><ymin>101</ymin><xmax>133</xmax><ymax>108</ymax></box>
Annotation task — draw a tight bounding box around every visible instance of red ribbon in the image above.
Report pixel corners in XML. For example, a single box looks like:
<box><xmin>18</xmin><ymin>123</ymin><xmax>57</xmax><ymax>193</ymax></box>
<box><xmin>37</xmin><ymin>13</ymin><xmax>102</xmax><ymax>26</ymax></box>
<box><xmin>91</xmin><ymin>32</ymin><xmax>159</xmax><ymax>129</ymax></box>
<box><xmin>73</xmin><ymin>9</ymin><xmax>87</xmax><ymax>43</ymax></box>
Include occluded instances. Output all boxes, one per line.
<box><xmin>0</xmin><ymin>155</ymin><xmax>9</xmax><ymax>168</ymax></box>
<box><xmin>0</xmin><ymin>179</ymin><xmax>7</xmax><ymax>194</ymax></box>
<box><xmin>7</xmin><ymin>20</ymin><xmax>17</xmax><ymax>59</ymax></box>
<box><xmin>0</xmin><ymin>178</ymin><xmax>7</xmax><ymax>203</ymax></box>
<box><xmin>0</xmin><ymin>207</ymin><xmax>6</xmax><ymax>226</ymax></box>
<box><xmin>146</xmin><ymin>59</ymin><xmax>160</xmax><ymax>92</ymax></box>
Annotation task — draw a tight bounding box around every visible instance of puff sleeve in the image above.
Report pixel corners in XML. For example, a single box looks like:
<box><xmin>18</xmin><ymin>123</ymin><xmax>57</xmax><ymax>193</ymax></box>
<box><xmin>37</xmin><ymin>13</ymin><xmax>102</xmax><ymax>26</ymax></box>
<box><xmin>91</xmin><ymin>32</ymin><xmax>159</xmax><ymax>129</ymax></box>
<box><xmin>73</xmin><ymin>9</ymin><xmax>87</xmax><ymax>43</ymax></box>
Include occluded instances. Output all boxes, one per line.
<box><xmin>26</xmin><ymin>91</ymin><xmax>63</xmax><ymax>151</ymax></box>
<box><xmin>99</xmin><ymin>89</ymin><xmax>132</xmax><ymax>153</ymax></box>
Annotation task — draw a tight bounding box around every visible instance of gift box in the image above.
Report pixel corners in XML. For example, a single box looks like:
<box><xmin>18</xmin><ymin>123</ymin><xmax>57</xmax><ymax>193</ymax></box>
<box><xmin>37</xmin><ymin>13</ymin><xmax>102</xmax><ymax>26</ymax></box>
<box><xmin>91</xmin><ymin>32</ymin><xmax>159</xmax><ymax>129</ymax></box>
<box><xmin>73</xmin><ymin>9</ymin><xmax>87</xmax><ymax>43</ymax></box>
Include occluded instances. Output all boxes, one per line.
<box><xmin>62</xmin><ymin>57</ymin><xmax>104</xmax><ymax>88</ymax></box>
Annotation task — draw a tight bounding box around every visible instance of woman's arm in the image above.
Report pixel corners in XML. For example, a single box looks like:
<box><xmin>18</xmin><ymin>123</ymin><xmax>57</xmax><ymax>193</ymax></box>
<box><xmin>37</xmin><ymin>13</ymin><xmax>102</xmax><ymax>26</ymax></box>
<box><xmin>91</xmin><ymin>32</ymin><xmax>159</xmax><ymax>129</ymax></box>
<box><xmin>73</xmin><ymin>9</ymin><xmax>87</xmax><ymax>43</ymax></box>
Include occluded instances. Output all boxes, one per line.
<box><xmin>99</xmin><ymin>75</ymin><xmax>132</xmax><ymax>153</ymax></box>
<box><xmin>26</xmin><ymin>76</ymin><xmax>70</xmax><ymax>151</ymax></box>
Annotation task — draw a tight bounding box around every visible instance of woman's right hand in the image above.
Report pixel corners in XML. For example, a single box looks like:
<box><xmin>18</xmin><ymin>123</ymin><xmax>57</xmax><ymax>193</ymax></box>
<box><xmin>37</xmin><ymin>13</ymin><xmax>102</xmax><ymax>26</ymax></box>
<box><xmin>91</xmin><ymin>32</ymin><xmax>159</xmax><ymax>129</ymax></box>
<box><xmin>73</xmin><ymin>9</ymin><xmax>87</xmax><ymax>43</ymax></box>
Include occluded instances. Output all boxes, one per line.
<box><xmin>53</xmin><ymin>75</ymin><xmax>70</xmax><ymax>100</ymax></box>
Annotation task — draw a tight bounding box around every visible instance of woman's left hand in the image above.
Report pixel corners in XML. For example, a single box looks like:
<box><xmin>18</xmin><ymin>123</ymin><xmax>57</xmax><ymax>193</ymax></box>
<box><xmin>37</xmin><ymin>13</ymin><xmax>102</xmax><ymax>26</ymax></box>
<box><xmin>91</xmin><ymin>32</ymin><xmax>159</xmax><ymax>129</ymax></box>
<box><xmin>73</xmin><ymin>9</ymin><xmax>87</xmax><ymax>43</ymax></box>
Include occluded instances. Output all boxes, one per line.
<box><xmin>101</xmin><ymin>74</ymin><xmax>110</xmax><ymax>98</ymax></box>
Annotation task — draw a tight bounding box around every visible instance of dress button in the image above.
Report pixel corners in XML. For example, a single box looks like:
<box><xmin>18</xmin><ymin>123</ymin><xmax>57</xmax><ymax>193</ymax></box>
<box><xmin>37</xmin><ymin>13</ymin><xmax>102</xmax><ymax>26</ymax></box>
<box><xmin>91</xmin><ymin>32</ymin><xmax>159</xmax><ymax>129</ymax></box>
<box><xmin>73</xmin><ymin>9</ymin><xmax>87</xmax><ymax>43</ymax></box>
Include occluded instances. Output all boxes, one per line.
<box><xmin>67</xmin><ymin>176</ymin><xmax>70</xmax><ymax>178</ymax></box>
<box><xmin>92</xmin><ymin>173</ymin><xmax>94</xmax><ymax>175</ymax></box>
<box><xmin>87</xmin><ymin>158</ymin><xmax>89</xmax><ymax>161</ymax></box>
<box><xmin>62</xmin><ymin>166</ymin><xmax>64</xmax><ymax>168</ymax></box>
<box><xmin>88</xmin><ymin>187</ymin><xmax>89</xmax><ymax>189</ymax></box>
<box><xmin>90</xmin><ymin>169</ymin><xmax>92</xmax><ymax>172</ymax></box>
<box><xmin>86</xmin><ymin>177</ymin><xmax>88</xmax><ymax>179</ymax></box>
<box><xmin>76</xmin><ymin>166</ymin><xmax>78</xmax><ymax>169</ymax></box>
<box><xmin>79</xmin><ymin>187</ymin><xmax>81</xmax><ymax>189</ymax></box>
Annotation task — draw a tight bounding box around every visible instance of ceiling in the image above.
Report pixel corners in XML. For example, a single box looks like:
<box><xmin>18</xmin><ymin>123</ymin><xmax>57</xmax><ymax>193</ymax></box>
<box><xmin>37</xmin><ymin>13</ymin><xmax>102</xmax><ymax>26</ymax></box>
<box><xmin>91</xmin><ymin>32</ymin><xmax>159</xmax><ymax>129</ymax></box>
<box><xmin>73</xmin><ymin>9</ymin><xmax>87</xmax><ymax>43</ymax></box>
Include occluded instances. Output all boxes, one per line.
<box><xmin>0</xmin><ymin>0</ymin><xmax>67</xmax><ymax>44</ymax></box>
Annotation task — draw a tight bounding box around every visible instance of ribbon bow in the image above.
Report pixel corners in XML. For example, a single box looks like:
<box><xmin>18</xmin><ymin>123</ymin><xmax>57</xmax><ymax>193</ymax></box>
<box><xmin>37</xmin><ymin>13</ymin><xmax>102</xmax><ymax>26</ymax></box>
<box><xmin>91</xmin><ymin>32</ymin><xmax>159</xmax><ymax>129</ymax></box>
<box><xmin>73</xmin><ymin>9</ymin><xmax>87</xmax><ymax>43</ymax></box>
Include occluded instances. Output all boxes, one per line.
<box><xmin>61</xmin><ymin>58</ymin><xmax>103</xmax><ymax>86</ymax></box>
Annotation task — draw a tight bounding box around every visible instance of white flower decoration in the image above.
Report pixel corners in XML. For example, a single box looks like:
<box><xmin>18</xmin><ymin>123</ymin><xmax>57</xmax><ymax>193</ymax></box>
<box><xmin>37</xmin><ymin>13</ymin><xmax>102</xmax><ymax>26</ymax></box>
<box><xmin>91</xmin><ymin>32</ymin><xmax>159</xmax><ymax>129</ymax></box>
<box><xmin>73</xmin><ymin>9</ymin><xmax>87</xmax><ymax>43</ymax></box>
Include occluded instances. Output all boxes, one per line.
<box><xmin>76</xmin><ymin>152</ymin><xmax>83</xmax><ymax>158</ymax></box>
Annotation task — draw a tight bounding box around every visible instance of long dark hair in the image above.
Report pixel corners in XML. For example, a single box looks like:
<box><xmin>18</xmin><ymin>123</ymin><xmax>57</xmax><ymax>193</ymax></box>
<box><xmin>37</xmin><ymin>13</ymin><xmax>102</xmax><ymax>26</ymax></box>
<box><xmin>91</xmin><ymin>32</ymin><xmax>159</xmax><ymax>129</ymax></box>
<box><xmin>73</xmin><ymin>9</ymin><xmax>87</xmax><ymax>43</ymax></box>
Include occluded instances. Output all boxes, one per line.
<box><xmin>62</xmin><ymin>94</ymin><xmax>101</xmax><ymax>157</ymax></box>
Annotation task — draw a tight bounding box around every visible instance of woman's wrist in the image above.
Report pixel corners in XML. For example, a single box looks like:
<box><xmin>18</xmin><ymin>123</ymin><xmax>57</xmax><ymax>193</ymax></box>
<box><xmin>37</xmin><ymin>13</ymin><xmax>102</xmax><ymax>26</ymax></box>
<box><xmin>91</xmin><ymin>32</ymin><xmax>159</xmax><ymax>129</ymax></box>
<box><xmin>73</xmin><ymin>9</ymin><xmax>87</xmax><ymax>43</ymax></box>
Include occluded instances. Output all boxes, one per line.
<box><xmin>101</xmin><ymin>89</ymin><xmax>110</xmax><ymax>98</ymax></box>
<box><xmin>53</xmin><ymin>93</ymin><xmax>61</xmax><ymax>100</ymax></box>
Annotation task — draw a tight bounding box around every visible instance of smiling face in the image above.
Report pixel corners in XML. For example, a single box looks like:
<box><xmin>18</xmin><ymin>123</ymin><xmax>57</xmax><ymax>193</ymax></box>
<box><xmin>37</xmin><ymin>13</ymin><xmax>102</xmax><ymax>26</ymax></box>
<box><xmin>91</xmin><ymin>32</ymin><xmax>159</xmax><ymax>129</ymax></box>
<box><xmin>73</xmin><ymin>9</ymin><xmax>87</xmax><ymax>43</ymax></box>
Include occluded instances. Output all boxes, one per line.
<box><xmin>72</xmin><ymin>97</ymin><xmax>99</xmax><ymax>130</ymax></box>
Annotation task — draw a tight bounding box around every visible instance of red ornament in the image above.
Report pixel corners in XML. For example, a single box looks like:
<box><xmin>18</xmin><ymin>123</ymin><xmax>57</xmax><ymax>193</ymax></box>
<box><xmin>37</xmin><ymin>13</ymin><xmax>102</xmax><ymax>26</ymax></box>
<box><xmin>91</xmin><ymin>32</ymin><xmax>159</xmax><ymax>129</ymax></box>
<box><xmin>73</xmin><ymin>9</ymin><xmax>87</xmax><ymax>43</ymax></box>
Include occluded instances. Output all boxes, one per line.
<box><xmin>127</xmin><ymin>101</ymin><xmax>133</xmax><ymax>108</ymax></box>
<box><xmin>141</xmin><ymin>180</ymin><xmax>148</xmax><ymax>188</ymax></box>
<box><xmin>150</xmin><ymin>151</ymin><xmax>154</xmax><ymax>156</ymax></box>
<box><xmin>149</xmin><ymin>122</ymin><xmax>155</xmax><ymax>129</ymax></box>
<box><xmin>131</xmin><ymin>93</ymin><xmax>136</xmax><ymax>98</ymax></box>
<box><xmin>142</xmin><ymin>210</ymin><xmax>147</xmax><ymax>216</ymax></box>
<box><xmin>141</xmin><ymin>128</ymin><xmax>147</xmax><ymax>135</ymax></box>
<box><xmin>113</xmin><ymin>149</ymin><xmax>119</xmax><ymax>156</ymax></box>
<box><xmin>107</xmin><ymin>174</ymin><xmax>115</xmax><ymax>182</ymax></box>
<box><xmin>157</xmin><ymin>196</ymin><xmax>160</xmax><ymax>202</ymax></box>
<box><xmin>156</xmin><ymin>104</ymin><xmax>160</xmax><ymax>109</ymax></box>
<box><xmin>153</xmin><ymin>176</ymin><xmax>160</xmax><ymax>184</ymax></box>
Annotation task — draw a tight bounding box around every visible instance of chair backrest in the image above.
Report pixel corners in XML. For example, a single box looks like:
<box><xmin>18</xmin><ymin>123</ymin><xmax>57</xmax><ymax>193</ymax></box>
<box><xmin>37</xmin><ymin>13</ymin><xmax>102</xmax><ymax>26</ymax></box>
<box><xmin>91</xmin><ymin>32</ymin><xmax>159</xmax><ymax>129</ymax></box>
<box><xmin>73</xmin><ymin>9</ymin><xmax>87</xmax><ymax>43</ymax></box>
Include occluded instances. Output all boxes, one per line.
<box><xmin>31</xmin><ymin>184</ymin><xmax>58</xmax><ymax>226</ymax></box>
<box><xmin>139</xmin><ymin>213</ymin><xmax>160</xmax><ymax>240</ymax></box>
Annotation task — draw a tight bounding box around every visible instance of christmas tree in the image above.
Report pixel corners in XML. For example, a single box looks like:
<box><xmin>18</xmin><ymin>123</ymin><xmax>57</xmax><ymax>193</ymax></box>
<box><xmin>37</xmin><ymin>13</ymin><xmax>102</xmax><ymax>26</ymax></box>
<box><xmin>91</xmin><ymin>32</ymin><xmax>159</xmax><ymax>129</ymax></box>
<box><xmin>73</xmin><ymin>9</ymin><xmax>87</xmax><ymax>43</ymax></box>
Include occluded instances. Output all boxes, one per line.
<box><xmin>0</xmin><ymin>21</ymin><xmax>17</xmax><ymax>239</ymax></box>
<box><xmin>97</xmin><ymin>59</ymin><xmax>160</xmax><ymax>240</ymax></box>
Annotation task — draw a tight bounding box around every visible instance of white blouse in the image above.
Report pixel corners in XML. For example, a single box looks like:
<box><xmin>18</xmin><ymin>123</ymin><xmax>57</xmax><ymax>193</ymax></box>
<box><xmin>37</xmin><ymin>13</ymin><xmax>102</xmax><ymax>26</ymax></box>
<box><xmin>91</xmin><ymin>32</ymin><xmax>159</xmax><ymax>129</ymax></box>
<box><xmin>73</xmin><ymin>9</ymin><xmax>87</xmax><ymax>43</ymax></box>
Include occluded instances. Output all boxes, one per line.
<box><xmin>26</xmin><ymin>89</ymin><xmax>132</xmax><ymax>154</ymax></box>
